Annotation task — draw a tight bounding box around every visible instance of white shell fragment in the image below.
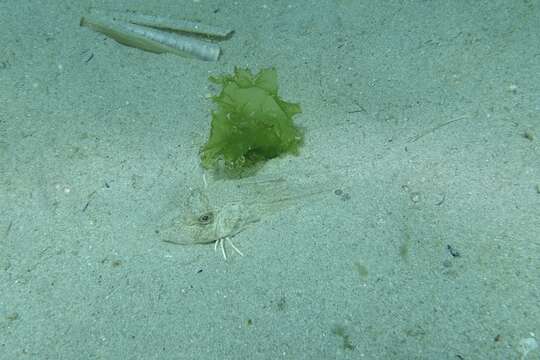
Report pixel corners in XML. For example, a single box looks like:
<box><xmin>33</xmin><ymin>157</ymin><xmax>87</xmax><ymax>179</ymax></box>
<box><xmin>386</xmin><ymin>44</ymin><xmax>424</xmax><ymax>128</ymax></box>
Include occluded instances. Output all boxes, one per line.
<box><xmin>518</xmin><ymin>337</ymin><xmax>538</xmax><ymax>360</ymax></box>
<box><xmin>80</xmin><ymin>9</ymin><xmax>232</xmax><ymax>61</ymax></box>
<box><xmin>92</xmin><ymin>9</ymin><xmax>234</xmax><ymax>38</ymax></box>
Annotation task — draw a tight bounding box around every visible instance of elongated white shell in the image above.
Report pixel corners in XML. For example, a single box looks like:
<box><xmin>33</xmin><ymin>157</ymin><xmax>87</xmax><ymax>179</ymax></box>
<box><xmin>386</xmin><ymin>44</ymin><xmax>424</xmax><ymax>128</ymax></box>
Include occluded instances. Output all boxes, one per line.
<box><xmin>81</xmin><ymin>15</ymin><xmax>221</xmax><ymax>61</ymax></box>
<box><xmin>90</xmin><ymin>9</ymin><xmax>233</xmax><ymax>38</ymax></box>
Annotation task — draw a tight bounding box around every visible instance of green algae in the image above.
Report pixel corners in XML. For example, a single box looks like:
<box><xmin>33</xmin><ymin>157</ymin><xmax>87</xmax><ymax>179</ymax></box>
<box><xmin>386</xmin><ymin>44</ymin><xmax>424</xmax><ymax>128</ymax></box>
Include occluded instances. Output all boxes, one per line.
<box><xmin>200</xmin><ymin>67</ymin><xmax>303</xmax><ymax>177</ymax></box>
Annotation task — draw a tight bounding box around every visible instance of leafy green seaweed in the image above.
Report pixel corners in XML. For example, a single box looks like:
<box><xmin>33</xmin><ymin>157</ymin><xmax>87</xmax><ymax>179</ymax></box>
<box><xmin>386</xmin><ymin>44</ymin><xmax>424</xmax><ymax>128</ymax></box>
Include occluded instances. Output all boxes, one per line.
<box><xmin>200</xmin><ymin>67</ymin><xmax>303</xmax><ymax>177</ymax></box>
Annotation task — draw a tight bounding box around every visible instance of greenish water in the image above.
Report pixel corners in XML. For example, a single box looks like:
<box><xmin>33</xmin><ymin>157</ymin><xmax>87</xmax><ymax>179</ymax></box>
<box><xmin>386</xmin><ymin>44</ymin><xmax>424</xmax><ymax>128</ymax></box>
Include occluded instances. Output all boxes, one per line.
<box><xmin>1</xmin><ymin>1</ymin><xmax>539</xmax><ymax>359</ymax></box>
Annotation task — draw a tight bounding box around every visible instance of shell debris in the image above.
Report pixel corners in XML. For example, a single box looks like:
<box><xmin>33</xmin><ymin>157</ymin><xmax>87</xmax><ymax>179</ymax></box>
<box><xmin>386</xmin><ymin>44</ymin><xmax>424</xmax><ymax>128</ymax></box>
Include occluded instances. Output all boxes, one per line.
<box><xmin>80</xmin><ymin>9</ymin><xmax>233</xmax><ymax>61</ymax></box>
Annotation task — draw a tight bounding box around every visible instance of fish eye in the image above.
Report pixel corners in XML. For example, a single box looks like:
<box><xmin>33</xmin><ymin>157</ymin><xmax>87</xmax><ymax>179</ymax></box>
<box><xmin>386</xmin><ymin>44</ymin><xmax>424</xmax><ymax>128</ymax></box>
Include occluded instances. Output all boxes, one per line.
<box><xmin>198</xmin><ymin>212</ymin><xmax>214</xmax><ymax>225</ymax></box>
